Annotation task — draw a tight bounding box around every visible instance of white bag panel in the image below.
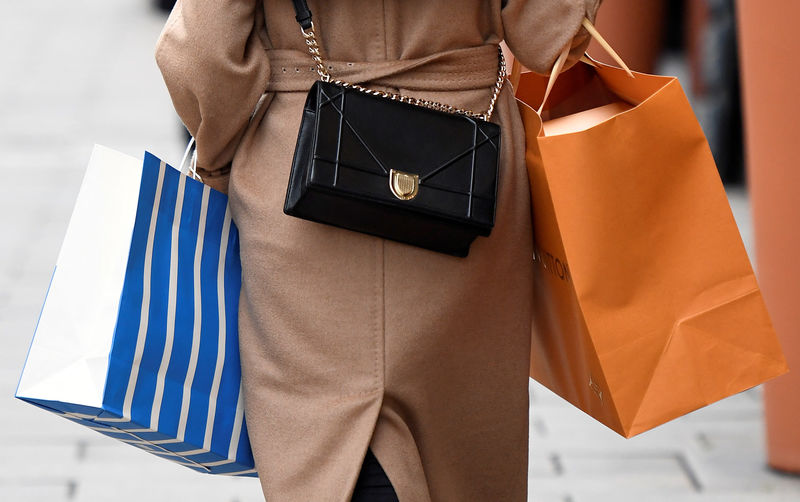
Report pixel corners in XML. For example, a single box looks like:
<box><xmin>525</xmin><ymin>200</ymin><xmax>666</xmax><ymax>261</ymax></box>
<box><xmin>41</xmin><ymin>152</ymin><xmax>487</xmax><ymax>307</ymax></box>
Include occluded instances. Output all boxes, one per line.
<box><xmin>17</xmin><ymin>145</ymin><xmax>143</xmax><ymax>407</ymax></box>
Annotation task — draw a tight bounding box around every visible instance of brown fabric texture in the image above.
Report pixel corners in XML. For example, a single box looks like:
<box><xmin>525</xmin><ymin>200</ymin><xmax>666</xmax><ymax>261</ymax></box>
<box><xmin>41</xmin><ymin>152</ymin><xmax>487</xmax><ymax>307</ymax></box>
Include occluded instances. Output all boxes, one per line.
<box><xmin>155</xmin><ymin>1</ymin><xmax>599</xmax><ymax>500</ymax></box>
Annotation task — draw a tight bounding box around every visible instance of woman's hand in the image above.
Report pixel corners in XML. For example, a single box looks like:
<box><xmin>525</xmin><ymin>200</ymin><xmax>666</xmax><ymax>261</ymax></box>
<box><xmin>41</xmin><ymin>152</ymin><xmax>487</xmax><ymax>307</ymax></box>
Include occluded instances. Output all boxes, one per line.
<box><xmin>501</xmin><ymin>0</ymin><xmax>602</xmax><ymax>75</ymax></box>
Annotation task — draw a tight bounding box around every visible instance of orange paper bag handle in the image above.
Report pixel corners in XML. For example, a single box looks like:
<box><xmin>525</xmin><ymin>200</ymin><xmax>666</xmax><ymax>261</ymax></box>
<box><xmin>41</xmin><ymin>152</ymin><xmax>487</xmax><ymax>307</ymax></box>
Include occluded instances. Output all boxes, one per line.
<box><xmin>509</xmin><ymin>17</ymin><xmax>634</xmax><ymax>112</ymax></box>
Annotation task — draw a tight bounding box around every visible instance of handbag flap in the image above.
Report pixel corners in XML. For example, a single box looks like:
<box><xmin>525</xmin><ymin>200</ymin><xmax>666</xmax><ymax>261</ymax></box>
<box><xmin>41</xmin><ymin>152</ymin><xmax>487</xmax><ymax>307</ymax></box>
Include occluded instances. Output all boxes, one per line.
<box><xmin>306</xmin><ymin>81</ymin><xmax>500</xmax><ymax>228</ymax></box>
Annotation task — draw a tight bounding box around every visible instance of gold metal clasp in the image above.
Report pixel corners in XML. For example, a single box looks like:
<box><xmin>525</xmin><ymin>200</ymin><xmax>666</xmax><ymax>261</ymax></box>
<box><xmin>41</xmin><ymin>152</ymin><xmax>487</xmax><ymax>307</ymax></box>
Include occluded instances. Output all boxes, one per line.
<box><xmin>389</xmin><ymin>169</ymin><xmax>419</xmax><ymax>200</ymax></box>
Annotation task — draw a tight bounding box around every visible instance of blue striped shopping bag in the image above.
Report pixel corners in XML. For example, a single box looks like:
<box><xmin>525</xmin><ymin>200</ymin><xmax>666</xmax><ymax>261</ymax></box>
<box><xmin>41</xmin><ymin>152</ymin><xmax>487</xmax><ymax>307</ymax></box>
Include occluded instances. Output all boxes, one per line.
<box><xmin>16</xmin><ymin>145</ymin><xmax>255</xmax><ymax>476</ymax></box>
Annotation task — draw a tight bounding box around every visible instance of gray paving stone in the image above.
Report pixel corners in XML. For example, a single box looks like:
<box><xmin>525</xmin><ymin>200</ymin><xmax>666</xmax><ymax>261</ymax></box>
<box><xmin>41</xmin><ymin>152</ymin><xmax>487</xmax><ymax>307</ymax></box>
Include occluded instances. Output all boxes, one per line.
<box><xmin>563</xmin><ymin>453</ymin><xmax>698</xmax><ymax>491</ymax></box>
<box><xmin>75</xmin><ymin>447</ymin><xmax>216</xmax><ymax>482</ymax></box>
<box><xmin>1</xmin><ymin>369</ymin><xmax>25</xmax><ymax>396</ymax></box>
<box><xmin>2</xmin><ymin>282</ymin><xmax>53</xmax><ymax>320</ymax></box>
<box><xmin>71</xmin><ymin>478</ymin><xmax>265</xmax><ymax>502</ymax></box>
<box><xmin>0</xmin><ymin>483</ymin><xmax>71</xmax><ymax>502</ymax></box>
<box><xmin>525</xmin><ymin>489</ymin><xmax>574</xmax><ymax>502</ymax></box>
<box><xmin>528</xmin><ymin>377</ymin><xmax>800</xmax><ymax>499</ymax></box>
<box><xmin>1</xmin><ymin>399</ymin><xmax>97</xmax><ymax>445</ymax></box>
<box><xmin>529</xmin><ymin>453</ymin><xmax>560</xmax><ymax>478</ymax></box>
<box><xmin>3</xmin><ymin>321</ymin><xmax>43</xmax><ymax>367</ymax></box>
<box><xmin>72</xmin><ymin>442</ymin><xmax>264</xmax><ymax>502</ymax></box>
<box><xmin>0</xmin><ymin>443</ymin><xmax>79</xmax><ymax>482</ymax></box>
<box><xmin>685</xmin><ymin>423</ymin><xmax>800</xmax><ymax>494</ymax></box>
<box><xmin>578</xmin><ymin>493</ymin><xmax>800</xmax><ymax>502</ymax></box>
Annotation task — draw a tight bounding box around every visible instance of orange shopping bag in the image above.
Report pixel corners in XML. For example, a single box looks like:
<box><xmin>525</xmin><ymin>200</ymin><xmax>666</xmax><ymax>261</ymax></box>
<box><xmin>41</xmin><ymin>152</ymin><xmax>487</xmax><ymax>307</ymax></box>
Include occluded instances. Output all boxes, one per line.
<box><xmin>513</xmin><ymin>35</ymin><xmax>789</xmax><ymax>438</ymax></box>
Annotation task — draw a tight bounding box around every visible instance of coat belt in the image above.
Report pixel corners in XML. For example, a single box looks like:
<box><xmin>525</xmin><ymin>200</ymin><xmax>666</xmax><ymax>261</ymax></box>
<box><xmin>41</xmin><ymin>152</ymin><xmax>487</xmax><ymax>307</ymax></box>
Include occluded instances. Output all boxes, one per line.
<box><xmin>265</xmin><ymin>44</ymin><xmax>501</xmax><ymax>92</ymax></box>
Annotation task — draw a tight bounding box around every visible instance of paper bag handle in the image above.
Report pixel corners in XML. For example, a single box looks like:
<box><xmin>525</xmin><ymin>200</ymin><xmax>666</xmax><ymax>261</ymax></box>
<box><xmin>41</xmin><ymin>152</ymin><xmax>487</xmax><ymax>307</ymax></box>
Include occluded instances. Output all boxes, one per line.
<box><xmin>580</xmin><ymin>18</ymin><xmax>633</xmax><ymax>78</ymax></box>
<box><xmin>509</xmin><ymin>17</ymin><xmax>634</xmax><ymax>113</ymax></box>
<box><xmin>179</xmin><ymin>137</ymin><xmax>203</xmax><ymax>182</ymax></box>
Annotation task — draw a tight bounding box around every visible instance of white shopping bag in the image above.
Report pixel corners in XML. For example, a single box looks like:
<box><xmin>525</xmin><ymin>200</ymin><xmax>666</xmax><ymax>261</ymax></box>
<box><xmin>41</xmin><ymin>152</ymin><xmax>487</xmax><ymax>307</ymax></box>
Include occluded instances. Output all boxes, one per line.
<box><xmin>16</xmin><ymin>145</ymin><xmax>255</xmax><ymax>476</ymax></box>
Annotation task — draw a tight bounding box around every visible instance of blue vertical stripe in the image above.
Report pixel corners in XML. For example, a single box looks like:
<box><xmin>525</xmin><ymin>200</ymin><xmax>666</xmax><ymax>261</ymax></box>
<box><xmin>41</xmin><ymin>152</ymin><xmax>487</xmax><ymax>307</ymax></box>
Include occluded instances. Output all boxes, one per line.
<box><xmin>130</xmin><ymin>163</ymin><xmax>179</xmax><ymax>428</ymax></box>
<box><xmin>183</xmin><ymin>190</ymin><xmax>224</xmax><ymax>447</ymax></box>
<box><xmin>157</xmin><ymin>175</ymin><xmax>203</xmax><ymax>436</ymax></box>
<box><xmin>203</xmin><ymin>209</ymin><xmax>231</xmax><ymax>448</ymax></box>
<box><xmin>104</xmin><ymin>152</ymin><xmax>161</xmax><ymax>416</ymax></box>
<box><xmin>119</xmin><ymin>159</ymin><xmax>168</xmax><ymax>421</ymax></box>
<box><xmin>211</xmin><ymin>226</ymin><xmax>242</xmax><ymax>454</ymax></box>
<box><xmin>177</xmin><ymin>185</ymin><xmax>211</xmax><ymax>441</ymax></box>
<box><xmin>237</xmin><ymin>417</ymin><xmax>253</xmax><ymax>464</ymax></box>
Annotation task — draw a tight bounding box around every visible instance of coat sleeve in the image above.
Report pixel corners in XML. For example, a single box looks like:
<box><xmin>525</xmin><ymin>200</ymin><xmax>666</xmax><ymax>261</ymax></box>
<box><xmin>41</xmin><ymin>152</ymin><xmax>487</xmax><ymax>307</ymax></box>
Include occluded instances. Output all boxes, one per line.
<box><xmin>154</xmin><ymin>0</ymin><xmax>270</xmax><ymax>193</ymax></box>
<box><xmin>501</xmin><ymin>0</ymin><xmax>601</xmax><ymax>75</ymax></box>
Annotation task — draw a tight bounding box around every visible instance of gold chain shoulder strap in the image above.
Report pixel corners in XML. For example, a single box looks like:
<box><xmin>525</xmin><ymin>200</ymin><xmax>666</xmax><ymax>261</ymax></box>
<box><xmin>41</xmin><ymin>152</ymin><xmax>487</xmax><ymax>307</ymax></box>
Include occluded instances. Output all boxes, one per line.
<box><xmin>301</xmin><ymin>22</ymin><xmax>506</xmax><ymax>122</ymax></box>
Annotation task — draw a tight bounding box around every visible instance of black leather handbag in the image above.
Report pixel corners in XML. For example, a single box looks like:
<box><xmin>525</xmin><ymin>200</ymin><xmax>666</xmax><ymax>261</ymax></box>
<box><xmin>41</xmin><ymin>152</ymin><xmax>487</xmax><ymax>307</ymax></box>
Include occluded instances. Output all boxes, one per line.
<box><xmin>283</xmin><ymin>1</ymin><xmax>505</xmax><ymax>257</ymax></box>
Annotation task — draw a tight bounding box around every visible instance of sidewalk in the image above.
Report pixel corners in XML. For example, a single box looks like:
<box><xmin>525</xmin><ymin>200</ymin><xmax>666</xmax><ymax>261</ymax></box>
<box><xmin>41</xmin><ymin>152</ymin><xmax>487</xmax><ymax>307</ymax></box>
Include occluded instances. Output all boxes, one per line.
<box><xmin>1</xmin><ymin>1</ymin><xmax>798</xmax><ymax>501</ymax></box>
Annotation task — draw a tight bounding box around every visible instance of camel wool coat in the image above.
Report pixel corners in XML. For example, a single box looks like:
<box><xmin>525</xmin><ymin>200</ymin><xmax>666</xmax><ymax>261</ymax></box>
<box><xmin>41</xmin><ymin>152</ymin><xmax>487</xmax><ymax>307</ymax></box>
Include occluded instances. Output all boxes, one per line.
<box><xmin>155</xmin><ymin>1</ymin><xmax>599</xmax><ymax>500</ymax></box>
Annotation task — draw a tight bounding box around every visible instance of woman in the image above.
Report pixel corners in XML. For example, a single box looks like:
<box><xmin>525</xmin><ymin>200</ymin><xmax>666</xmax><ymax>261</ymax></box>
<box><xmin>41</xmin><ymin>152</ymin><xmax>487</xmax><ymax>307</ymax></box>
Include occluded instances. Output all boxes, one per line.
<box><xmin>155</xmin><ymin>1</ymin><xmax>600</xmax><ymax>500</ymax></box>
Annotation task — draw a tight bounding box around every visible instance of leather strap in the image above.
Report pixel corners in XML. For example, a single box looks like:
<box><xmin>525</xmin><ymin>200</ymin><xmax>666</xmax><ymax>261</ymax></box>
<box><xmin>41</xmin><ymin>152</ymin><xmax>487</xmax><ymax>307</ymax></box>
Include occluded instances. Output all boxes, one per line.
<box><xmin>291</xmin><ymin>0</ymin><xmax>312</xmax><ymax>30</ymax></box>
<box><xmin>288</xmin><ymin>0</ymin><xmax>505</xmax><ymax>120</ymax></box>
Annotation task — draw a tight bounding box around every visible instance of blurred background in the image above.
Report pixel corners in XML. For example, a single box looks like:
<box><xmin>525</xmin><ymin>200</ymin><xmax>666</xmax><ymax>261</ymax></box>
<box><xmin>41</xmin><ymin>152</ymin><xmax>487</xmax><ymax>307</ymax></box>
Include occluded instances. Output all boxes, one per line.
<box><xmin>1</xmin><ymin>0</ymin><xmax>799</xmax><ymax>501</ymax></box>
